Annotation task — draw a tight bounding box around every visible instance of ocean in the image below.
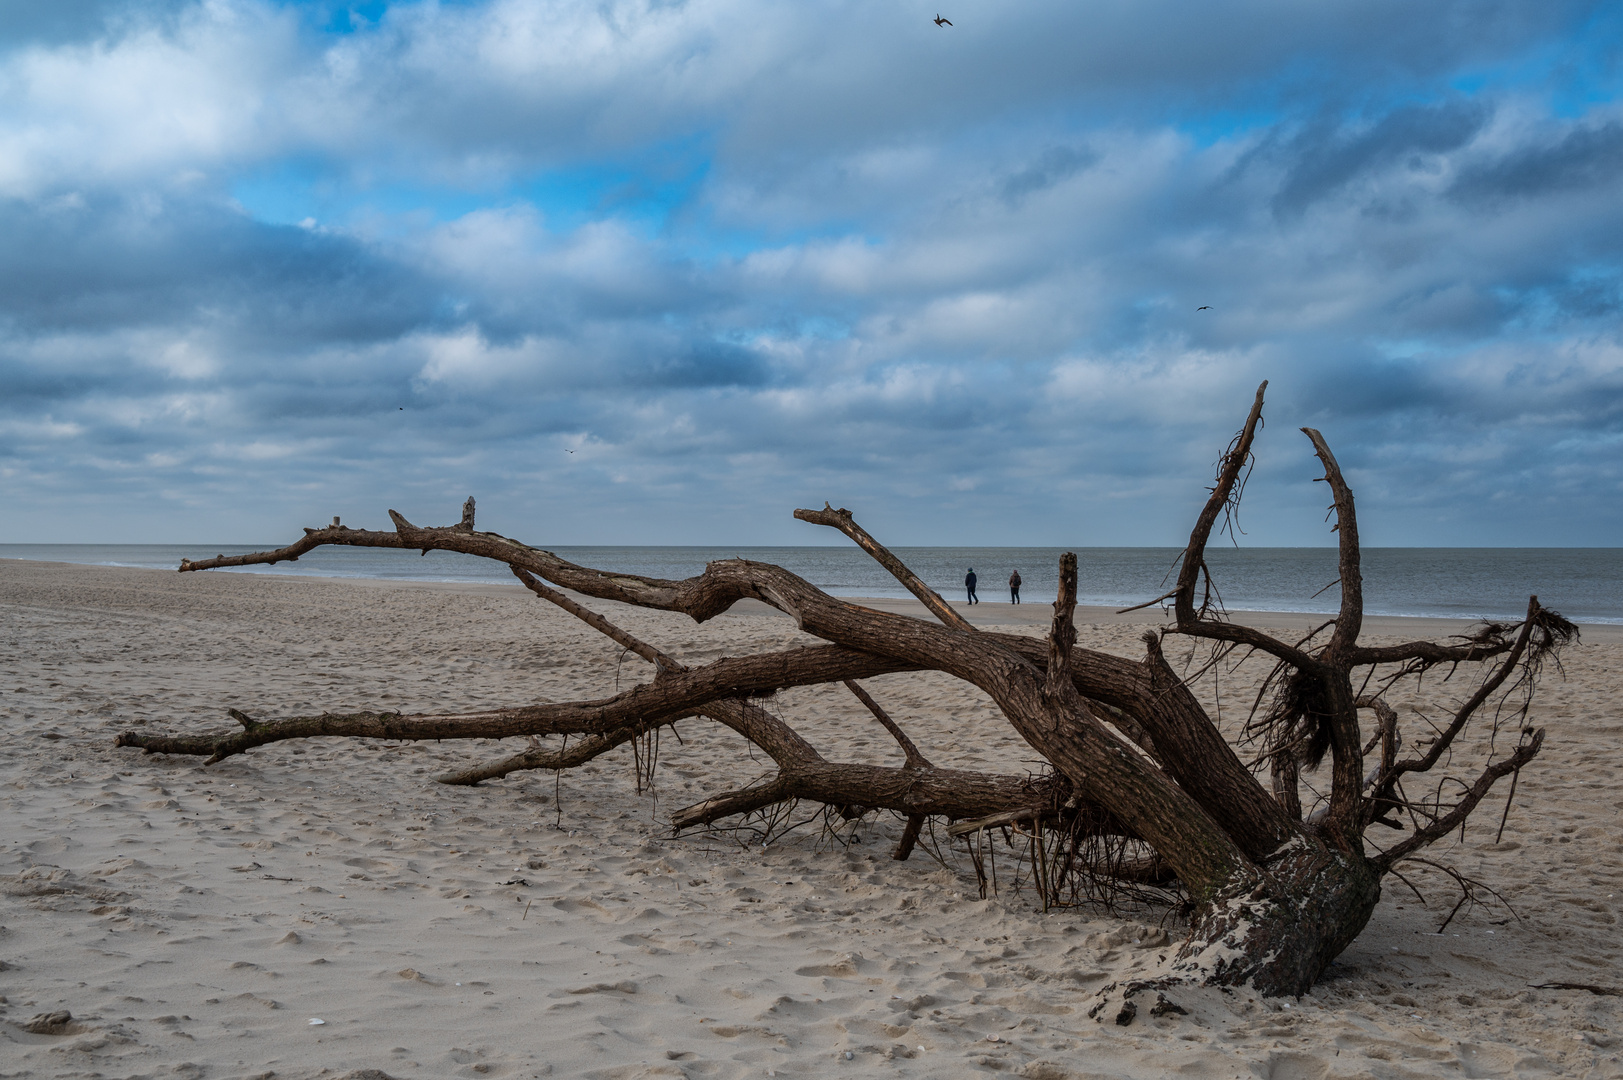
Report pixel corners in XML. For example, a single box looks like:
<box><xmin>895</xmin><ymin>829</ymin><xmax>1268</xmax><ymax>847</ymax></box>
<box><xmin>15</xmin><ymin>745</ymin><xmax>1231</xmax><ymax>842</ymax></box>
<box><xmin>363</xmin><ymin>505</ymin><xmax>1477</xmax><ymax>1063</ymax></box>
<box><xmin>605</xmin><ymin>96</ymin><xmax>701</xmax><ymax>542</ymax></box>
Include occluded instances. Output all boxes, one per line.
<box><xmin>3</xmin><ymin>544</ymin><xmax>1620</xmax><ymax>624</ymax></box>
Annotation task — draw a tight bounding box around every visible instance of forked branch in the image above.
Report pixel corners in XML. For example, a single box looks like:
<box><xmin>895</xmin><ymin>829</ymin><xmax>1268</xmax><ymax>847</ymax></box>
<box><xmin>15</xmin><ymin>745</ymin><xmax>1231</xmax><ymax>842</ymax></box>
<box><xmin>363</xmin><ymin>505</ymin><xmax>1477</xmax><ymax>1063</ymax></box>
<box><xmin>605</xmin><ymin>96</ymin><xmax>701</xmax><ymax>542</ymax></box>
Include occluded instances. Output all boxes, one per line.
<box><xmin>1167</xmin><ymin>382</ymin><xmax>1321</xmax><ymax>672</ymax></box>
<box><xmin>1375</xmin><ymin>729</ymin><xmax>1546</xmax><ymax>868</ymax></box>
<box><xmin>114</xmin><ymin>643</ymin><xmax>914</xmax><ymax>763</ymax></box>
<box><xmin>1384</xmin><ymin>599</ymin><xmax>1559</xmax><ymax>782</ymax></box>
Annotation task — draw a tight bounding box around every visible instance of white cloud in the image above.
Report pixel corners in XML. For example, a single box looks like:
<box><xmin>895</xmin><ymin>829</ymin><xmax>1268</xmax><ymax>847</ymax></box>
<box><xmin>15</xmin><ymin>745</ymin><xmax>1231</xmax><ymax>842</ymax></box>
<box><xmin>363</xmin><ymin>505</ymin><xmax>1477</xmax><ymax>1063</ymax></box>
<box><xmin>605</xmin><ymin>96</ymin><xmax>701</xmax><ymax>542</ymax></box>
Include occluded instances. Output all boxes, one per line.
<box><xmin>411</xmin><ymin>326</ymin><xmax>576</xmax><ymax>385</ymax></box>
<box><xmin>0</xmin><ymin>2</ymin><xmax>300</xmax><ymax>197</ymax></box>
<box><xmin>1</xmin><ymin>0</ymin><xmax>1620</xmax><ymax>545</ymax></box>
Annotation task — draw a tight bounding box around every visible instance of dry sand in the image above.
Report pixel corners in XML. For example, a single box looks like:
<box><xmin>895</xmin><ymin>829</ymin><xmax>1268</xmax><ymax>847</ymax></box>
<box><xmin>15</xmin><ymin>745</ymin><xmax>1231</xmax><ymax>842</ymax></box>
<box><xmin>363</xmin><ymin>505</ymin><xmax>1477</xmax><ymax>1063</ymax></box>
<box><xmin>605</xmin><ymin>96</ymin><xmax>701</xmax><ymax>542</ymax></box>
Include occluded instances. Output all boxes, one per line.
<box><xmin>1</xmin><ymin>558</ymin><xmax>1620</xmax><ymax>1080</ymax></box>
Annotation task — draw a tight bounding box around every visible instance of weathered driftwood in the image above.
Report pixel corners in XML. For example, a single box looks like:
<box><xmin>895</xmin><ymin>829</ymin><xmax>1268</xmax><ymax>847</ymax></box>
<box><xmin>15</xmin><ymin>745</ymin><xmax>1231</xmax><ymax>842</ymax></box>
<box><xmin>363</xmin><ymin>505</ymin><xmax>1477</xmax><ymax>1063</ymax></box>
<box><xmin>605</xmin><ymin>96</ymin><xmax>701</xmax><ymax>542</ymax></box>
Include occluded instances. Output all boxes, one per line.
<box><xmin>116</xmin><ymin>382</ymin><xmax>1572</xmax><ymax>1000</ymax></box>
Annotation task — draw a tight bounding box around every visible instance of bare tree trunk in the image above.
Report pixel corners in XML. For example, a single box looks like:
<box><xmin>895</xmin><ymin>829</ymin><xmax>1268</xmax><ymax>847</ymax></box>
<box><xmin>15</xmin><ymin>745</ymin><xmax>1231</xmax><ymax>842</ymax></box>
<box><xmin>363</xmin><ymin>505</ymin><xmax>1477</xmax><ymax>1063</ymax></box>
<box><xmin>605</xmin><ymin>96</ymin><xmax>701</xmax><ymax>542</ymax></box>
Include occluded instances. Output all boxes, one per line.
<box><xmin>118</xmin><ymin>386</ymin><xmax>1572</xmax><ymax>1001</ymax></box>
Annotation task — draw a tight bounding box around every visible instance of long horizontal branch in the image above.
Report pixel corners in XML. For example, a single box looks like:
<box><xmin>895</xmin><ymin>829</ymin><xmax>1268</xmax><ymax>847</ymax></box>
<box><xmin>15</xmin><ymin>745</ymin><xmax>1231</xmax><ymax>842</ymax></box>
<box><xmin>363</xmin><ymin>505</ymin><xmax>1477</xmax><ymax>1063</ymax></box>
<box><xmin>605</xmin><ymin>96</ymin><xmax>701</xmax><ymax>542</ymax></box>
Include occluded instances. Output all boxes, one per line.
<box><xmin>174</xmin><ymin>509</ymin><xmax>1208</xmax><ymax>750</ymax></box>
<box><xmin>1167</xmin><ymin>619</ymin><xmax>1322</xmax><ymax>673</ymax></box>
<box><xmin>120</xmin><ymin>679</ymin><xmax>1117</xmax><ymax>847</ymax></box>
<box><xmin>179</xmin><ymin>513</ymin><xmax>750</xmax><ymax>622</ymax></box>
<box><xmin>673</xmin><ymin>762</ymin><xmax>1062</xmax><ymax>831</ymax></box>
<box><xmin>170</xmin><ymin>508</ymin><xmax>1295</xmax><ymax>872</ymax></box>
<box><xmin>114</xmin><ymin>643</ymin><xmax>915</xmax><ymax>763</ymax></box>
<box><xmin>124</xmin><ymin>693</ymin><xmax>1059</xmax><ymax>837</ymax></box>
<box><xmin>1349</xmin><ymin>636</ymin><xmax>1518</xmax><ymax>667</ymax></box>
<box><xmin>110</xmin><ymin>621</ymin><xmax>1233</xmax><ymax>795</ymax></box>
<box><xmin>115</xmin><ymin>707</ymin><xmax>562</xmax><ymax>764</ymax></box>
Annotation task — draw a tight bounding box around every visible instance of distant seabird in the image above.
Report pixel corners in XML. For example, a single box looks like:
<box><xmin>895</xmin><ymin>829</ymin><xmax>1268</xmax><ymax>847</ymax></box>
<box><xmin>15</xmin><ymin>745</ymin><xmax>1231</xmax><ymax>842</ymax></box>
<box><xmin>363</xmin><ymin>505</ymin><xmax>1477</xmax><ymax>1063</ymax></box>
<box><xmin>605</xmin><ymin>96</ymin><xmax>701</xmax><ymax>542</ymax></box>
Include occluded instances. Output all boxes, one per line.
<box><xmin>1196</xmin><ymin>306</ymin><xmax>1211</xmax><ymax>311</ymax></box>
<box><xmin>934</xmin><ymin>14</ymin><xmax>952</xmax><ymax>26</ymax></box>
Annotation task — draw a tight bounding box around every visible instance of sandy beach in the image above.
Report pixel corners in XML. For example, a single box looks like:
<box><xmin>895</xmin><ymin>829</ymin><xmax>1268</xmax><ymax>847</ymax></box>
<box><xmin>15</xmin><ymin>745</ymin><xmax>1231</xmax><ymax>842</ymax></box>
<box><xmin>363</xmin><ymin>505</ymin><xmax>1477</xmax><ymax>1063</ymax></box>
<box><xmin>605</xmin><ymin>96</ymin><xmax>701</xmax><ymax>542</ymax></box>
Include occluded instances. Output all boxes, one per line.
<box><xmin>2</xmin><ymin>558</ymin><xmax>1620</xmax><ymax>1080</ymax></box>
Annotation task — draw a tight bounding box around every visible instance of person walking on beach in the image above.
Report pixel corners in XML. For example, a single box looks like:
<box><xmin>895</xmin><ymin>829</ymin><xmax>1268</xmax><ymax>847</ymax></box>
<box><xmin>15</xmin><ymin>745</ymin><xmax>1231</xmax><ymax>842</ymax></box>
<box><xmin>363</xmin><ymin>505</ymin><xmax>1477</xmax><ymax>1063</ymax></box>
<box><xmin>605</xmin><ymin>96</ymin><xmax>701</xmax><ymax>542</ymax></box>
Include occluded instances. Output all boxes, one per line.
<box><xmin>965</xmin><ymin>568</ymin><xmax>979</xmax><ymax>605</ymax></box>
<box><xmin>1008</xmin><ymin>569</ymin><xmax>1021</xmax><ymax>604</ymax></box>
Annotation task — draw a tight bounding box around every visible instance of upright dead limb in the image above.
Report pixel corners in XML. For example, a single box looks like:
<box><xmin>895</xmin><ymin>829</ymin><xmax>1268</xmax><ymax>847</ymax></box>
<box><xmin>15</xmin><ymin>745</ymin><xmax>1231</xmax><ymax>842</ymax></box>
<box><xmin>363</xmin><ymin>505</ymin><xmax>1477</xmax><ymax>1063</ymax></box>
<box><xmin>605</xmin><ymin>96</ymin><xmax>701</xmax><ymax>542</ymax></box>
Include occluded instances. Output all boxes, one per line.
<box><xmin>122</xmin><ymin>381</ymin><xmax>1571</xmax><ymax>999</ymax></box>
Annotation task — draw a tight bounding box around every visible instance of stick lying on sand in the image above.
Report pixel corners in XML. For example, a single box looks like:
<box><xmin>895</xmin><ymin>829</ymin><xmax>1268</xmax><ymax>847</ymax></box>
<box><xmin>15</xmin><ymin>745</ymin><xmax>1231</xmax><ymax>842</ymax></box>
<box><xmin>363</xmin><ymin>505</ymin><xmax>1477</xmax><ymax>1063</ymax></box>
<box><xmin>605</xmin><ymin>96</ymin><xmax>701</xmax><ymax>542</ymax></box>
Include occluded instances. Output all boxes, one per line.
<box><xmin>1530</xmin><ymin>982</ymin><xmax>1623</xmax><ymax>997</ymax></box>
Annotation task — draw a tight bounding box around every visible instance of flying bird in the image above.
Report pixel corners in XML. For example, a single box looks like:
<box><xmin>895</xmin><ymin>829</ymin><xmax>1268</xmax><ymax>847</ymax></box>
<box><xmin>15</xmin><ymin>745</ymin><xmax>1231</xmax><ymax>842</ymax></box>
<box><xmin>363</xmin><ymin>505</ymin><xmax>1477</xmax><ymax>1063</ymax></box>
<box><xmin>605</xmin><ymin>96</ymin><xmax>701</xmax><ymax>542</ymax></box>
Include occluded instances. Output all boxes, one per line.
<box><xmin>566</xmin><ymin>449</ymin><xmax>575</xmax><ymax>454</ymax></box>
<box><xmin>934</xmin><ymin>14</ymin><xmax>952</xmax><ymax>26</ymax></box>
<box><xmin>1196</xmin><ymin>306</ymin><xmax>1211</xmax><ymax>311</ymax></box>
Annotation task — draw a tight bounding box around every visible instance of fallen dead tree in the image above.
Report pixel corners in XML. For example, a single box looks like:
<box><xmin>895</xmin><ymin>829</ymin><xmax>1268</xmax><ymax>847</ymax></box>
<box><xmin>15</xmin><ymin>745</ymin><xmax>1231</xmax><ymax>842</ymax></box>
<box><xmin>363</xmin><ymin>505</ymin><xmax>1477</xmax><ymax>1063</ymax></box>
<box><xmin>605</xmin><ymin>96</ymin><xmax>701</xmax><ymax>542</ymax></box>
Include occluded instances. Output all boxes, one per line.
<box><xmin>116</xmin><ymin>382</ymin><xmax>1573</xmax><ymax>1002</ymax></box>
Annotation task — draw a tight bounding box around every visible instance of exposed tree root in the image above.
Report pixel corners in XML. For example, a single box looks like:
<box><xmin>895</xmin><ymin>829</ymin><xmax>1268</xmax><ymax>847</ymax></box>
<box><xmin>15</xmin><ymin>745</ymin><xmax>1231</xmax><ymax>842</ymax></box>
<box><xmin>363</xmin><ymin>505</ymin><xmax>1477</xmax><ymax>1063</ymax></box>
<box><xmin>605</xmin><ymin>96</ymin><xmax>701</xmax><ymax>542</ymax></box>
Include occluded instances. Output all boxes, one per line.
<box><xmin>116</xmin><ymin>383</ymin><xmax>1572</xmax><ymax>998</ymax></box>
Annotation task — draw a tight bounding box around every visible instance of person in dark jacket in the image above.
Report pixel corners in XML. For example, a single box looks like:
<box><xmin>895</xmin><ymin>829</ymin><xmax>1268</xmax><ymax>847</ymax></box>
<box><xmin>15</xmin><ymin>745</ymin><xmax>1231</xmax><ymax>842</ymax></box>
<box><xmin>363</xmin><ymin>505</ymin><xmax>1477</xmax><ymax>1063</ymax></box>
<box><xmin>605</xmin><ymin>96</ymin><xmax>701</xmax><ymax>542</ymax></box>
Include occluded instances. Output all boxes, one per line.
<box><xmin>1008</xmin><ymin>570</ymin><xmax>1021</xmax><ymax>604</ymax></box>
<box><xmin>965</xmin><ymin>568</ymin><xmax>979</xmax><ymax>604</ymax></box>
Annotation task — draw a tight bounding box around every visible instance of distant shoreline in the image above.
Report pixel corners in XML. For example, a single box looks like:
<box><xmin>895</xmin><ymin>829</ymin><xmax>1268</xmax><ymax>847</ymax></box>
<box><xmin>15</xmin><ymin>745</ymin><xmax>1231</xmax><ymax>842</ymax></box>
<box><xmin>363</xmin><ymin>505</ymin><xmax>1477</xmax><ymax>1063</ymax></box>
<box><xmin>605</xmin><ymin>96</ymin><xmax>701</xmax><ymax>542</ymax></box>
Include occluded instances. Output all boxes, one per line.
<box><xmin>6</xmin><ymin>555</ymin><xmax>1620</xmax><ymax>642</ymax></box>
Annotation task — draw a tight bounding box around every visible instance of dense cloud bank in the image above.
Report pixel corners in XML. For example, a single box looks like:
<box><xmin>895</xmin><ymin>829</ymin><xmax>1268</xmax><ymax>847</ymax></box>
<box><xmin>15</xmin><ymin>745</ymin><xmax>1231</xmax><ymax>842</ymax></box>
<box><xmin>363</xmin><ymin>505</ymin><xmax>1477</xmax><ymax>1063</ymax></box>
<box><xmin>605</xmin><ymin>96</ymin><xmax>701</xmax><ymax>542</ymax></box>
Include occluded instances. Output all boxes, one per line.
<box><xmin>1</xmin><ymin>0</ymin><xmax>1619</xmax><ymax>546</ymax></box>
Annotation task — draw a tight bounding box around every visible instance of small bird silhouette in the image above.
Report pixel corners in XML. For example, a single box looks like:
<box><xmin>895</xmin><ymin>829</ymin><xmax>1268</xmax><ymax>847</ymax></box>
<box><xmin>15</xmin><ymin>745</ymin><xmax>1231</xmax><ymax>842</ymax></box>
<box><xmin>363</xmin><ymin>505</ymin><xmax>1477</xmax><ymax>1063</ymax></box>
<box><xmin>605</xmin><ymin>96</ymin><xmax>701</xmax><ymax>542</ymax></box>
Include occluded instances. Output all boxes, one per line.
<box><xmin>566</xmin><ymin>449</ymin><xmax>575</xmax><ymax>454</ymax></box>
<box><xmin>1196</xmin><ymin>306</ymin><xmax>1211</xmax><ymax>311</ymax></box>
<box><xmin>934</xmin><ymin>14</ymin><xmax>952</xmax><ymax>26</ymax></box>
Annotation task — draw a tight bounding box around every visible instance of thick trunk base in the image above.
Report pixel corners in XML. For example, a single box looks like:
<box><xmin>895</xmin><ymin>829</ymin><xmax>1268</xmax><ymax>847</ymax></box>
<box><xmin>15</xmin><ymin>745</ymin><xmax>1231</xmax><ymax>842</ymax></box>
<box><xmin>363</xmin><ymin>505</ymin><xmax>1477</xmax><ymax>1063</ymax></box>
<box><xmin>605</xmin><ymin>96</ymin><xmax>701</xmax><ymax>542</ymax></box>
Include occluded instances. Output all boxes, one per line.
<box><xmin>1093</xmin><ymin>839</ymin><xmax>1381</xmax><ymax>1018</ymax></box>
<box><xmin>1176</xmin><ymin>840</ymin><xmax>1381</xmax><ymax>997</ymax></box>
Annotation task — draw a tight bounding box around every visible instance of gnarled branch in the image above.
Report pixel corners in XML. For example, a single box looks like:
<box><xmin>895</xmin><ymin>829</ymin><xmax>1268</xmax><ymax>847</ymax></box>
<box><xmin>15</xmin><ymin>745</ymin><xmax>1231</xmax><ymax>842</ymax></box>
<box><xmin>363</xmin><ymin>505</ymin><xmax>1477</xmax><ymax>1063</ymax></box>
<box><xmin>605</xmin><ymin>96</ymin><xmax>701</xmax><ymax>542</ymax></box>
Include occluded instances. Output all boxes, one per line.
<box><xmin>1375</xmin><ymin>729</ymin><xmax>1545</xmax><ymax>868</ymax></box>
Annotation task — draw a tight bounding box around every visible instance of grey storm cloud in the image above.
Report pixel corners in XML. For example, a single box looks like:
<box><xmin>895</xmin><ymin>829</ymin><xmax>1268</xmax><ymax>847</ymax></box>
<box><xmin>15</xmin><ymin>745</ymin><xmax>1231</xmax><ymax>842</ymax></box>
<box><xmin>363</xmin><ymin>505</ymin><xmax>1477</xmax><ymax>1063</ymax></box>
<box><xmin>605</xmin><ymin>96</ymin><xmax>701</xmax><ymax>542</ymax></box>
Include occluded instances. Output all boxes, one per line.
<box><xmin>1000</xmin><ymin>146</ymin><xmax>1100</xmax><ymax>207</ymax></box>
<box><xmin>1265</xmin><ymin>99</ymin><xmax>1492</xmax><ymax>216</ymax></box>
<box><xmin>0</xmin><ymin>0</ymin><xmax>1620</xmax><ymax>546</ymax></box>
<box><xmin>0</xmin><ymin>195</ymin><xmax>441</xmax><ymax>342</ymax></box>
<box><xmin>1450</xmin><ymin>121</ymin><xmax>1623</xmax><ymax>204</ymax></box>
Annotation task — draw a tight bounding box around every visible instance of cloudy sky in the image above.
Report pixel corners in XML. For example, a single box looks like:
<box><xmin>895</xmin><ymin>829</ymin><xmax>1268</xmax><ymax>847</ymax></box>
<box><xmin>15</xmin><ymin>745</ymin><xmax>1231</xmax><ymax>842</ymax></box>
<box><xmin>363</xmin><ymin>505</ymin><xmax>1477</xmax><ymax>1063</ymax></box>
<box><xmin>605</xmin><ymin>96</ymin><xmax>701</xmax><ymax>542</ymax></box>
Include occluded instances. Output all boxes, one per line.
<box><xmin>1</xmin><ymin>0</ymin><xmax>1620</xmax><ymax>546</ymax></box>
